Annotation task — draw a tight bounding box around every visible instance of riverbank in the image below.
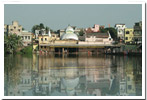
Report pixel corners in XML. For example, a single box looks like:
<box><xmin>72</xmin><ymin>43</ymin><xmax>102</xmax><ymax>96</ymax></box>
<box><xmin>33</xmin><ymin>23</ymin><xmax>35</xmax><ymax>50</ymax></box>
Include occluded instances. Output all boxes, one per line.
<box><xmin>33</xmin><ymin>44</ymin><xmax>142</xmax><ymax>56</ymax></box>
<box><xmin>4</xmin><ymin>45</ymin><xmax>33</xmax><ymax>55</ymax></box>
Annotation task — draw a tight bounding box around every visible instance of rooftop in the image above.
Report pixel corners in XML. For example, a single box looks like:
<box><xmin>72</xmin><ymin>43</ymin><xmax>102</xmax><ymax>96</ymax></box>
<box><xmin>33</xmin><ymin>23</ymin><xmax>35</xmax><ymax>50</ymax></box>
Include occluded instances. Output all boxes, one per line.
<box><xmin>86</xmin><ymin>32</ymin><xmax>109</xmax><ymax>38</ymax></box>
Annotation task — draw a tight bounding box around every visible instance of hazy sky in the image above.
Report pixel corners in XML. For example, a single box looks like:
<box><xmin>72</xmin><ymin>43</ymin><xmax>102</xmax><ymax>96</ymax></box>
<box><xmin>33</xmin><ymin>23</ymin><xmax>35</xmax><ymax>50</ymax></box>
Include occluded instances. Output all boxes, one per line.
<box><xmin>4</xmin><ymin>4</ymin><xmax>142</xmax><ymax>31</ymax></box>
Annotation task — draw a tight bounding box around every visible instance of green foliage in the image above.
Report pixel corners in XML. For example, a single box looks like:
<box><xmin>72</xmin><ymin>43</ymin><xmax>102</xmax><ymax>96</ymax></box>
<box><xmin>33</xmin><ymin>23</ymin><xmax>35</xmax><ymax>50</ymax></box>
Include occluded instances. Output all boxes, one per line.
<box><xmin>4</xmin><ymin>34</ymin><xmax>23</xmax><ymax>54</ymax></box>
<box><xmin>31</xmin><ymin>23</ymin><xmax>53</xmax><ymax>33</ymax></box>
<box><xmin>105</xmin><ymin>27</ymin><xmax>117</xmax><ymax>40</ymax></box>
<box><xmin>40</xmin><ymin>23</ymin><xmax>45</xmax><ymax>29</ymax></box>
<box><xmin>22</xmin><ymin>27</ymin><xmax>25</xmax><ymax>30</ymax></box>
<box><xmin>100</xmin><ymin>28</ymin><xmax>107</xmax><ymax>33</ymax></box>
<box><xmin>20</xmin><ymin>46</ymin><xmax>32</xmax><ymax>54</ymax></box>
<box><xmin>79</xmin><ymin>29</ymin><xmax>85</xmax><ymax>36</ymax></box>
<box><xmin>100</xmin><ymin>27</ymin><xmax>117</xmax><ymax>40</ymax></box>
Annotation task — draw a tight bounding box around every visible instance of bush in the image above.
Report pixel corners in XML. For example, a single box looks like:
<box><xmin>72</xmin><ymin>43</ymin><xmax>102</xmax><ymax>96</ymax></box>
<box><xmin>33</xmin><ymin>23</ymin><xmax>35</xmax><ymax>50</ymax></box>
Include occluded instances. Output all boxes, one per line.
<box><xmin>20</xmin><ymin>46</ymin><xmax>32</xmax><ymax>54</ymax></box>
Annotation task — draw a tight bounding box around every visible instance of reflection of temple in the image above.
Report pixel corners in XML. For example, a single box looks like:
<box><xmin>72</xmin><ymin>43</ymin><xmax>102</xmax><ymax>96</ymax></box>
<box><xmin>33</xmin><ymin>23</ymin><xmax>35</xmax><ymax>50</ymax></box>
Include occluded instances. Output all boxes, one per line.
<box><xmin>31</xmin><ymin>54</ymin><xmax>114</xmax><ymax>96</ymax></box>
<box><xmin>4</xmin><ymin>54</ymin><xmax>142</xmax><ymax>96</ymax></box>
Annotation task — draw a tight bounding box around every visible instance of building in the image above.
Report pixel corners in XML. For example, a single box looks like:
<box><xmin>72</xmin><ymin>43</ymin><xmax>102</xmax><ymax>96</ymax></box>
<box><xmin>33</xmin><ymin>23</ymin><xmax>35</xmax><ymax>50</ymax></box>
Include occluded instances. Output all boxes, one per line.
<box><xmin>59</xmin><ymin>25</ymin><xmax>80</xmax><ymax>37</ymax></box>
<box><xmin>133</xmin><ymin>21</ymin><xmax>142</xmax><ymax>44</ymax></box>
<box><xmin>34</xmin><ymin>29</ymin><xmax>51</xmax><ymax>39</ymax></box>
<box><xmin>38</xmin><ymin>35</ymin><xmax>51</xmax><ymax>45</ymax></box>
<box><xmin>4</xmin><ymin>21</ymin><xmax>22</xmax><ymax>35</ymax></box>
<box><xmin>20</xmin><ymin>31</ymin><xmax>32</xmax><ymax>46</ymax></box>
<box><xmin>85</xmin><ymin>24</ymin><xmax>100</xmax><ymax>33</ymax></box>
<box><xmin>124</xmin><ymin>28</ymin><xmax>134</xmax><ymax>44</ymax></box>
<box><xmin>115</xmin><ymin>24</ymin><xmax>126</xmax><ymax>40</ymax></box>
<box><xmin>4</xmin><ymin>21</ymin><xmax>32</xmax><ymax>46</ymax></box>
<box><xmin>60</xmin><ymin>25</ymin><xmax>79</xmax><ymax>41</ymax></box>
<box><xmin>79</xmin><ymin>32</ymin><xmax>113</xmax><ymax>45</ymax></box>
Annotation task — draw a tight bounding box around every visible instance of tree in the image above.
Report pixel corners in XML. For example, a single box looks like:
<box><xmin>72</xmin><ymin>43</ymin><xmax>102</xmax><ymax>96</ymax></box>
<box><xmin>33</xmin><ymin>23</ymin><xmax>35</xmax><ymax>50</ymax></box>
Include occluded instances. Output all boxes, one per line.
<box><xmin>31</xmin><ymin>23</ymin><xmax>53</xmax><ymax>34</ymax></box>
<box><xmin>45</xmin><ymin>26</ymin><xmax>49</xmax><ymax>33</ymax></box>
<box><xmin>31</xmin><ymin>25</ymin><xmax>40</xmax><ymax>33</ymax></box>
<box><xmin>79</xmin><ymin>29</ymin><xmax>85</xmax><ymax>36</ymax></box>
<box><xmin>40</xmin><ymin>23</ymin><xmax>45</xmax><ymax>29</ymax></box>
<box><xmin>22</xmin><ymin>27</ymin><xmax>25</xmax><ymax>31</ymax></box>
<box><xmin>104</xmin><ymin>27</ymin><xmax>117</xmax><ymax>40</ymax></box>
<box><xmin>100</xmin><ymin>28</ymin><xmax>107</xmax><ymax>33</ymax></box>
<box><xmin>4</xmin><ymin>34</ymin><xmax>23</xmax><ymax>54</ymax></box>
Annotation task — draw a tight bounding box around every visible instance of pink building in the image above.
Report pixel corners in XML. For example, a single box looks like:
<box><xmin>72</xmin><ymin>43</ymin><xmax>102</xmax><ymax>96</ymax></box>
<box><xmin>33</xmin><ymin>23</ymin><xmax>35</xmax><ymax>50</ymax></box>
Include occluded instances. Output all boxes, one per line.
<box><xmin>86</xmin><ymin>24</ymin><xmax>100</xmax><ymax>33</ymax></box>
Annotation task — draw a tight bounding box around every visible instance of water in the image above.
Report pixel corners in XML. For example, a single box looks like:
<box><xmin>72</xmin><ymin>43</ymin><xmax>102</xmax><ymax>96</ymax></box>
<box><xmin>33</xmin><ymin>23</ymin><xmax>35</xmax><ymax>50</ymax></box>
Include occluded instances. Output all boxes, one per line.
<box><xmin>4</xmin><ymin>54</ymin><xmax>142</xmax><ymax>96</ymax></box>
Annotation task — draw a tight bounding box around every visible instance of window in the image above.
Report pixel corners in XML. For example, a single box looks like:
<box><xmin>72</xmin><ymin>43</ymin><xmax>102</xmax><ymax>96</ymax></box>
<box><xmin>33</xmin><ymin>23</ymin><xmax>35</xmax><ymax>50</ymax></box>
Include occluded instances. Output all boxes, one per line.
<box><xmin>125</xmin><ymin>37</ymin><xmax>128</xmax><ymax>40</ymax></box>
<box><xmin>10</xmin><ymin>29</ymin><xmax>13</xmax><ymax>31</ymax></box>
<box><xmin>127</xmin><ymin>77</ymin><xmax>130</xmax><ymax>81</ymax></box>
<box><xmin>45</xmin><ymin>38</ymin><xmax>47</xmax><ymax>41</ymax></box>
<box><xmin>45</xmin><ymin>77</ymin><xmax>47</xmax><ymax>81</ymax></box>
<box><xmin>25</xmin><ymin>79</ymin><xmax>27</xmax><ymax>84</ymax></box>
<box><xmin>41</xmin><ymin>77</ymin><xmax>43</xmax><ymax>81</ymax></box>
<box><xmin>44</xmin><ymin>46</ymin><xmax>46</xmax><ymax>48</ymax></box>
<box><xmin>28</xmin><ymin>79</ymin><xmax>30</xmax><ymax>84</ymax></box>
<box><xmin>21</xmin><ymin>36</ymin><xmax>24</xmax><ymax>40</ymax></box>
<box><xmin>41</xmin><ymin>46</ymin><xmax>43</xmax><ymax>48</ymax></box>
<box><xmin>18</xmin><ymin>29</ymin><xmax>20</xmax><ymax>32</ymax></box>
<box><xmin>126</xmin><ymin>31</ymin><xmax>129</xmax><ymax>34</ymax></box>
<box><xmin>14</xmin><ymin>26</ymin><xmax>16</xmax><ymax>29</ymax></box>
<box><xmin>41</xmin><ymin>38</ymin><xmax>43</xmax><ymax>41</ymax></box>
<box><xmin>25</xmin><ymin>36</ymin><xmax>27</xmax><ymax>39</ymax></box>
<box><xmin>28</xmin><ymin>36</ymin><xmax>30</xmax><ymax>40</ymax></box>
<box><xmin>128</xmin><ymin>85</ymin><xmax>132</xmax><ymax>90</ymax></box>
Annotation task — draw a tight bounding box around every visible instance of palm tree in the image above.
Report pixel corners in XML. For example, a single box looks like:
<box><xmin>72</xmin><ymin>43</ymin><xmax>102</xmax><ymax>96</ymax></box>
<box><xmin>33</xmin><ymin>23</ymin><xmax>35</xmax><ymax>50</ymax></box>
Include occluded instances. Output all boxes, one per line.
<box><xmin>4</xmin><ymin>34</ymin><xmax>23</xmax><ymax>54</ymax></box>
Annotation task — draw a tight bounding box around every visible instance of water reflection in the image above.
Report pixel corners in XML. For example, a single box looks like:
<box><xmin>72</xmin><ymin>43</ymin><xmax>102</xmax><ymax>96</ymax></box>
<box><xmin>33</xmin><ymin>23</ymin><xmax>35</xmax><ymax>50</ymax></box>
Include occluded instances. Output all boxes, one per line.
<box><xmin>4</xmin><ymin>54</ymin><xmax>142</xmax><ymax>96</ymax></box>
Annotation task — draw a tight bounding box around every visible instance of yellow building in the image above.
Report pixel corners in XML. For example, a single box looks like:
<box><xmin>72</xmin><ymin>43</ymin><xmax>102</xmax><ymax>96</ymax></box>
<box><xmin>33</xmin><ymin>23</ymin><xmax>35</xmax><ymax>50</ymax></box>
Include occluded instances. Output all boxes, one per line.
<box><xmin>124</xmin><ymin>28</ymin><xmax>134</xmax><ymax>44</ymax></box>
<box><xmin>39</xmin><ymin>35</ymin><xmax>51</xmax><ymax>44</ymax></box>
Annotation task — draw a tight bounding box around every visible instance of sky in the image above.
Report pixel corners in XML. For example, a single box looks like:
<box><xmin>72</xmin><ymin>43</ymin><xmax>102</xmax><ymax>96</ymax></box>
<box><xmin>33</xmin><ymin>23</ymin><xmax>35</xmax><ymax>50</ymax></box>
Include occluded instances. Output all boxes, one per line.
<box><xmin>4</xmin><ymin>4</ymin><xmax>142</xmax><ymax>31</ymax></box>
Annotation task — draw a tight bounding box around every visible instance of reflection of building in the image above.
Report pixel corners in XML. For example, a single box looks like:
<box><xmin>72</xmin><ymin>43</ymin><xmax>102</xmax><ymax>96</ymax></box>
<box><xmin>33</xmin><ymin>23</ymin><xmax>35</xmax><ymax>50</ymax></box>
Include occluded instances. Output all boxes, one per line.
<box><xmin>124</xmin><ymin>28</ymin><xmax>134</xmax><ymax>44</ymax></box>
<box><xmin>126</xmin><ymin>61</ymin><xmax>136</xmax><ymax>96</ymax></box>
<box><xmin>115</xmin><ymin>24</ymin><xmax>126</xmax><ymax>40</ymax></box>
<box><xmin>34</xmin><ymin>54</ymin><xmax>113</xmax><ymax>96</ymax></box>
<box><xmin>5</xmin><ymin>54</ymin><xmax>141</xmax><ymax>96</ymax></box>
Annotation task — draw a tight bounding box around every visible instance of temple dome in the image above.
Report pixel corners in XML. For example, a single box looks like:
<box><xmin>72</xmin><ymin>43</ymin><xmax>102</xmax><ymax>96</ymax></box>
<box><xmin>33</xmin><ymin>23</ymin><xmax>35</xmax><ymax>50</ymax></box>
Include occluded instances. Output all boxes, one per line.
<box><xmin>65</xmin><ymin>25</ymin><xmax>74</xmax><ymax>33</ymax></box>
<box><xmin>61</xmin><ymin>33</ymin><xmax>78</xmax><ymax>40</ymax></box>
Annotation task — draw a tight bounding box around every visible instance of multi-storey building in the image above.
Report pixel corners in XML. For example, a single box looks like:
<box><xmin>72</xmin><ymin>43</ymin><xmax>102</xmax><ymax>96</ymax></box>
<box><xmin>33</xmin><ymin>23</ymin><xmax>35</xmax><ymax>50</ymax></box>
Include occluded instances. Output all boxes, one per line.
<box><xmin>4</xmin><ymin>21</ymin><xmax>22</xmax><ymax>35</ymax></box>
<box><xmin>20</xmin><ymin>31</ymin><xmax>32</xmax><ymax>46</ymax></box>
<box><xmin>115</xmin><ymin>24</ymin><xmax>126</xmax><ymax>40</ymax></box>
<box><xmin>124</xmin><ymin>28</ymin><xmax>134</xmax><ymax>44</ymax></box>
<box><xmin>4</xmin><ymin>21</ymin><xmax>32</xmax><ymax>46</ymax></box>
<box><xmin>133</xmin><ymin>21</ymin><xmax>142</xmax><ymax>44</ymax></box>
